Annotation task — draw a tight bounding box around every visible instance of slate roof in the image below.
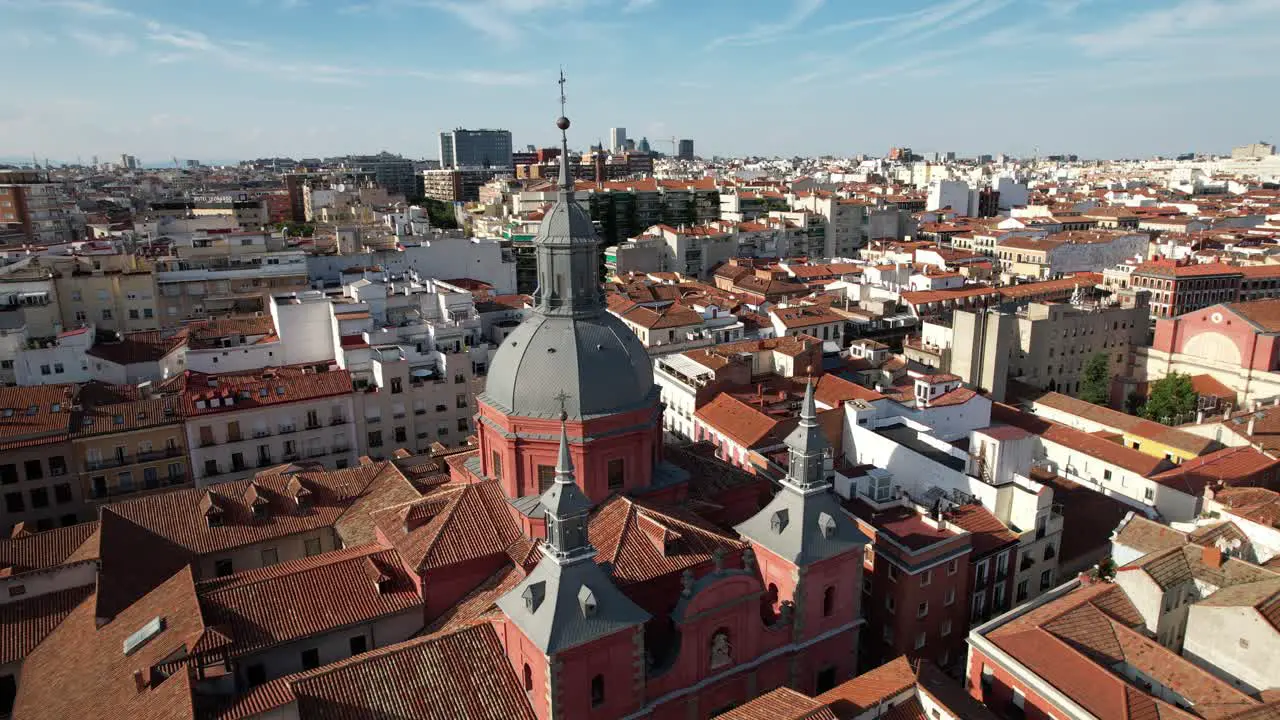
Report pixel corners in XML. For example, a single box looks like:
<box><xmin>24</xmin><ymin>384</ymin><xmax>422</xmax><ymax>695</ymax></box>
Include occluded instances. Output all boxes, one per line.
<box><xmin>196</xmin><ymin>544</ymin><xmax>421</xmax><ymax>658</ymax></box>
<box><xmin>736</xmin><ymin>483</ymin><xmax>869</xmax><ymax>567</ymax></box>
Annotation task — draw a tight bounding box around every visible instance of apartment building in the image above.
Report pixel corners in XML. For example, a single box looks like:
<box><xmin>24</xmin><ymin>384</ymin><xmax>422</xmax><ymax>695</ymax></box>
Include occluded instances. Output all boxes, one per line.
<box><xmin>354</xmin><ymin>345</ymin><xmax>477</xmax><ymax>458</ymax></box>
<box><xmin>47</xmin><ymin>249</ymin><xmax>159</xmax><ymax>334</ymax></box>
<box><xmin>1132</xmin><ymin>260</ymin><xmax>1244</xmax><ymax>319</ymax></box>
<box><xmin>0</xmin><ymin>386</ymin><xmax>81</xmax><ymax>537</ymax></box>
<box><xmin>184</xmin><ymin>366</ymin><xmax>358</xmax><ymax>485</ymax></box>
<box><xmin>0</xmin><ymin>170</ymin><xmax>76</xmax><ymax>245</ymax></box>
<box><xmin>70</xmin><ymin>382</ymin><xmax>189</xmax><ymax>504</ymax></box>
<box><xmin>946</xmin><ymin>291</ymin><xmax>1150</xmax><ymax>401</ymax></box>
<box><xmin>791</xmin><ymin>195</ymin><xmax>872</xmax><ymax>256</ymax></box>
<box><xmin>995</xmin><ymin>230</ymin><xmax>1149</xmax><ymax>281</ymax></box>
<box><xmin>153</xmin><ymin>231</ymin><xmax>309</xmax><ymax>324</ymax></box>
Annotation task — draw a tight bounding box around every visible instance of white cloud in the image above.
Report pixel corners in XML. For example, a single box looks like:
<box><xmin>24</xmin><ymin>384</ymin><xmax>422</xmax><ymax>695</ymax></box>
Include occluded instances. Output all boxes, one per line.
<box><xmin>708</xmin><ymin>0</ymin><xmax>825</xmax><ymax>48</ymax></box>
<box><xmin>68</xmin><ymin>29</ymin><xmax>136</xmax><ymax>55</ymax></box>
<box><xmin>622</xmin><ymin>0</ymin><xmax>656</xmax><ymax>11</ymax></box>
<box><xmin>1072</xmin><ymin>0</ymin><xmax>1280</xmax><ymax>56</ymax></box>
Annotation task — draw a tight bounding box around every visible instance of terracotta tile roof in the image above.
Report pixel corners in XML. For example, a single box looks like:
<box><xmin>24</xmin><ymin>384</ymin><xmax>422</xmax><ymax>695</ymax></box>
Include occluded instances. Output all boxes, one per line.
<box><xmin>620</xmin><ymin>302</ymin><xmax>704</xmax><ymax>330</ymax></box>
<box><xmin>997</xmin><ymin>273</ymin><xmax>1103</xmax><ymax>300</ymax></box>
<box><xmin>1033</xmin><ymin>392</ymin><xmax>1218</xmax><ymax>456</ymax></box>
<box><xmin>96</xmin><ymin>463</ymin><xmax>412</xmax><ymax>619</ymax></box>
<box><xmin>1223</xmin><ymin>299</ymin><xmax>1280</xmax><ymax>333</ymax></box>
<box><xmin>0</xmin><ymin>521</ymin><xmax>99</xmax><ymax>575</ymax></box>
<box><xmin>86</xmin><ymin>329</ymin><xmax>187</xmax><ymax>365</ymax></box>
<box><xmin>1113</xmin><ymin>515</ymin><xmax>1188</xmax><ymax>557</ymax></box>
<box><xmin>1188</xmin><ymin>373</ymin><xmax>1236</xmax><ymax>400</ymax></box>
<box><xmin>0</xmin><ymin>384</ymin><xmax>73</xmax><ymax>451</ymax></box>
<box><xmin>992</xmin><ymin>403</ymin><xmax>1174</xmax><ymax>477</ymax></box>
<box><xmin>371</xmin><ymin>480</ymin><xmax>521</xmax><ymax>573</ymax></box>
<box><xmin>1195</xmin><ymin>577</ymin><xmax>1280</xmax><ymax>632</ymax></box>
<box><xmin>929</xmin><ymin>386</ymin><xmax>978</xmax><ymax>407</ymax></box>
<box><xmin>590</xmin><ymin>495</ymin><xmax>746</xmax><ymax>587</ymax></box>
<box><xmin>0</xmin><ymin>584</ymin><xmax>93</xmax><ymax>665</ymax></box>
<box><xmin>425</xmin><ymin>562</ymin><xmax>526</xmax><ymax>635</ymax></box>
<box><xmin>196</xmin><ymin>544</ymin><xmax>420</xmax><ymax>658</ymax></box>
<box><xmin>71</xmin><ymin>384</ymin><xmax>185</xmax><ymax>437</ymax></box>
<box><xmin>1151</xmin><ymin>447</ymin><xmax>1279</xmax><ymax>495</ymax></box>
<box><xmin>14</xmin><ymin>567</ymin><xmax>204</xmax><ymax>720</ymax></box>
<box><xmin>210</xmin><ymin>623</ymin><xmax>535</xmax><ymax>720</ymax></box>
<box><xmin>816</xmin><ymin>655</ymin><xmax>917</xmax><ymax>717</ymax></box>
<box><xmin>901</xmin><ymin>286</ymin><xmax>1002</xmax><ymax>307</ymax></box>
<box><xmin>715</xmin><ymin>687</ymin><xmax>837</xmax><ymax>720</ymax></box>
<box><xmin>814</xmin><ymin>373</ymin><xmax>884</xmax><ymax>405</ymax></box>
<box><xmin>1133</xmin><ymin>261</ymin><xmax>1243</xmax><ymax>279</ymax></box>
<box><xmin>696</xmin><ymin>391</ymin><xmax>793</xmax><ymax>450</ymax></box>
<box><xmin>1211</xmin><ymin>487</ymin><xmax>1280</xmax><ymax>529</ymax></box>
<box><xmin>943</xmin><ymin>503</ymin><xmax>1017</xmax><ymax>558</ymax></box>
<box><xmin>1120</xmin><ymin>543</ymin><xmax>1276</xmax><ymax>591</ymax></box>
<box><xmin>185</xmin><ymin>316</ymin><xmax>277</xmax><ymax>350</ymax></box>
<box><xmin>183</xmin><ymin>365</ymin><xmax>353</xmax><ymax>416</ymax></box>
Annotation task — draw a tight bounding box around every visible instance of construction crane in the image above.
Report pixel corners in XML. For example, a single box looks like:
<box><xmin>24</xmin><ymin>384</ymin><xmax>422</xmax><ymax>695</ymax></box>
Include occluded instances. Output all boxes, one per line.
<box><xmin>659</xmin><ymin>136</ymin><xmax>678</xmax><ymax>157</ymax></box>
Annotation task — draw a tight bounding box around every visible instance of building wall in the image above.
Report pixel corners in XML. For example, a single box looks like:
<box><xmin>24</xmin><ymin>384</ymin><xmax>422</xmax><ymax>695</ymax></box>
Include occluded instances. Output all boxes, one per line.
<box><xmin>1183</xmin><ymin>605</ymin><xmax>1279</xmax><ymax>694</ymax></box>
<box><xmin>73</xmin><ymin>423</ymin><xmax>189</xmax><ymax>502</ymax></box>
<box><xmin>236</xmin><ymin>608</ymin><xmax>422</xmax><ymax>686</ymax></box>
<box><xmin>1153</xmin><ymin>305</ymin><xmax>1280</xmax><ymax>373</ymax></box>
<box><xmin>0</xmin><ymin>442</ymin><xmax>84</xmax><ymax>536</ymax></box>
<box><xmin>195</xmin><ymin>529</ymin><xmax>339</xmax><ymax>579</ymax></box>
<box><xmin>185</xmin><ymin>398</ymin><xmax>358</xmax><ymax>486</ymax></box>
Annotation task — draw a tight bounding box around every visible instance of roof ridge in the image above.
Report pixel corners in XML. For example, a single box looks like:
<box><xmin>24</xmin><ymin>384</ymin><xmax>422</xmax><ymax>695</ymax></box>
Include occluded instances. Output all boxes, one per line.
<box><xmin>416</xmin><ymin>484</ymin><xmax>470</xmax><ymax>568</ymax></box>
<box><xmin>197</xmin><ymin>543</ymin><xmax>384</xmax><ymax>593</ymax></box>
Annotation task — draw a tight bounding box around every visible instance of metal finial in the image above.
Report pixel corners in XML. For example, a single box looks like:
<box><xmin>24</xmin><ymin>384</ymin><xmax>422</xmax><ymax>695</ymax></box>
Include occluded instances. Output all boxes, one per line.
<box><xmin>558</xmin><ymin>67</ymin><xmax>567</xmax><ymax>120</ymax></box>
<box><xmin>553</xmin><ymin>390</ymin><xmax>571</xmax><ymax>420</ymax></box>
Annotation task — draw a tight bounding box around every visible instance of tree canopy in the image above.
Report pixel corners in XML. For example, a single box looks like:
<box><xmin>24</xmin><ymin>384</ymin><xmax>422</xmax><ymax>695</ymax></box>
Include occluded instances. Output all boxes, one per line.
<box><xmin>1079</xmin><ymin>352</ymin><xmax>1112</xmax><ymax>406</ymax></box>
<box><xmin>1141</xmin><ymin>372</ymin><xmax>1198</xmax><ymax>425</ymax></box>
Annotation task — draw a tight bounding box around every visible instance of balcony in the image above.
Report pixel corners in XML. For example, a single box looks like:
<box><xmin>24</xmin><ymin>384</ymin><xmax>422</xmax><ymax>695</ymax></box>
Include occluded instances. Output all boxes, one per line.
<box><xmin>306</xmin><ymin>448</ymin><xmax>328</xmax><ymax>459</ymax></box>
<box><xmin>282</xmin><ymin>452</ymin><xmax>300</xmax><ymax>462</ymax></box>
<box><xmin>138</xmin><ymin>447</ymin><xmax>185</xmax><ymax>462</ymax></box>
<box><xmin>329</xmin><ymin>417</ymin><xmax>348</xmax><ymax>426</ymax></box>
<box><xmin>333</xmin><ymin>445</ymin><xmax>350</xmax><ymax>454</ymax></box>
<box><xmin>86</xmin><ymin>454</ymin><xmax>132</xmax><ymax>471</ymax></box>
<box><xmin>278</xmin><ymin>425</ymin><xmax>297</xmax><ymax>434</ymax></box>
<box><xmin>252</xmin><ymin>429</ymin><xmax>272</xmax><ymax>439</ymax></box>
<box><xmin>305</xmin><ymin>421</ymin><xmax>322</xmax><ymax>431</ymax></box>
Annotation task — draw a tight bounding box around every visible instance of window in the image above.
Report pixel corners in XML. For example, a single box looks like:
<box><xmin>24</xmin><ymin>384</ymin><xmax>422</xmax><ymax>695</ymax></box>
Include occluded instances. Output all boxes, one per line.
<box><xmin>591</xmin><ymin>674</ymin><xmax>605</xmax><ymax>707</ymax></box>
<box><xmin>1103</xmin><ymin>469</ymin><xmax>1112</xmax><ymax>481</ymax></box>
<box><xmin>917</xmin><ymin>601</ymin><xmax>928</xmax><ymax>618</ymax></box>
<box><xmin>214</xmin><ymin>559</ymin><xmax>234</xmax><ymax>577</ymax></box>
<box><xmin>349</xmin><ymin>635</ymin><xmax>367</xmax><ymax>656</ymax></box>
<box><xmin>944</xmin><ymin>587</ymin><xmax>955</xmax><ymax>606</ymax></box>
<box><xmin>607</xmin><ymin>458</ymin><xmax>625</xmax><ymax>491</ymax></box>
<box><xmin>816</xmin><ymin>666</ymin><xmax>837</xmax><ymax>694</ymax></box>
<box><xmin>390</xmin><ymin>377</ymin><xmax>402</xmax><ymax>394</ymax></box>
<box><xmin>491</xmin><ymin>452</ymin><xmax>503</xmax><ymax>481</ymax></box>
<box><xmin>1040</xmin><ymin>569</ymin><xmax>1054</xmax><ymax>590</ymax></box>
<box><xmin>261</xmin><ymin>548</ymin><xmax>279</xmax><ymax>566</ymax></box>
<box><xmin>887</xmin><ymin>564</ymin><xmax>898</xmax><ymax>582</ymax></box>
<box><xmin>941</xmin><ymin>619</ymin><xmax>952</xmax><ymax>636</ymax></box>
<box><xmin>537</xmin><ymin>464</ymin><xmax>555</xmax><ymax>493</ymax></box>
<box><xmin>523</xmin><ymin>664</ymin><xmax>533</xmax><ymax>692</ymax></box>
<box><xmin>367</xmin><ymin>430</ymin><xmax>383</xmax><ymax>448</ymax></box>
<box><xmin>8</xmin><ymin>584</ymin><xmax>26</xmax><ymax>598</ymax></box>
<box><xmin>0</xmin><ymin>465</ymin><xmax>15</xmax><ymax>485</ymax></box>
<box><xmin>394</xmin><ymin>426</ymin><xmax>406</xmax><ymax>443</ymax></box>
<box><xmin>1017</xmin><ymin>579</ymin><xmax>1029</xmax><ymax>601</ymax></box>
<box><xmin>4</xmin><ymin>492</ymin><xmax>24</xmax><ymax>513</ymax></box>
<box><xmin>882</xmin><ymin>625</ymin><xmax>893</xmax><ymax>643</ymax></box>
<box><xmin>305</xmin><ymin>538</ymin><xmax>322</xmax><ymax>557</ymax></box>
<box><xmin>947</xmin><ymin>558</ymin><xmax>958</xmax><ymax>575</ymax></box>
<box><xmin>1144</xmin><ymin>486</ymin><xmax>1155</xmax><ymax>501</ymax></box>
<box><xmin>455</xmin><ymin>393</ymin><xmax>468</xmax><ymax>409</ymax></box>
<box><xmin>23</xmin><ymin>459</ymin><xmax>42</xmax><ymax>480</ymax></box>
<box><xmin>301</xmin><ymin>648</ymin><xmax>320</xmax><ymax>670</ymax></box>
<box><xmin>885</xmin><ymin>597</ymin><xmax>895</xmax><ymax>613</ymax></box>
<box><xmin>246</xmin><ymin>664</ymin><xmax>267</xmax><ymax>687</ymax></box>
<box><xmin>101</xmin><ymin>308</ymin><xmax>112</xmax><ymax>320</ymax></box>
<box><xmin>53</xmin><ymin>483</ymin><xmax>72</xmax><ymax>504</ymax></box>
<box><xmin>29</xmin><ymin>487</ymin><xmax>48</xmax><ymax>508</ymax></box>
<box><xmin>862</xmin><ymin>577</ymin><xmax>872</xmax><ymax>595</ymax></box>
<box><xmin>920</xmin><ymin>569</ymin><xmax>932</xmax><ymax>587</ymax></box>
<box><xmin>456</xmin><ymin>417</ymin><xmax>469</xmax><ymax>432</ymax></box>
<box><xmin>823</xmin><ymin>586</ymin><xmax>835</xmax><ymax>617</ymax></box>
<box><xmin>914</xmin><ymin>632</ymin><xmax>927</xmax><ymax>650</ymax></box>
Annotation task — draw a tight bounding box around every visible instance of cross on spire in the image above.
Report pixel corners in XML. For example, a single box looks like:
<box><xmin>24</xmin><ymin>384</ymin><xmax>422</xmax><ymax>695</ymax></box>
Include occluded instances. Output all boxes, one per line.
<box><xmin>558</xmin><ymin>67</ymin><xmax>567</xmax><ymax>121</ymax></box>
<box><xmin>553</xmin><ymin>389</ymin><xmax>572</xmax><ymax>421</ymax></box>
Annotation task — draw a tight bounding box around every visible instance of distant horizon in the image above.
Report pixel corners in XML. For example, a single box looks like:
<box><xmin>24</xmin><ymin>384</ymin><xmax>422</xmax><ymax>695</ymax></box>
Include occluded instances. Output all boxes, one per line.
<box><xmin>2</xmin><ymin>0</ymin><xmax>1277</xmax><ymax>162</ymax></box>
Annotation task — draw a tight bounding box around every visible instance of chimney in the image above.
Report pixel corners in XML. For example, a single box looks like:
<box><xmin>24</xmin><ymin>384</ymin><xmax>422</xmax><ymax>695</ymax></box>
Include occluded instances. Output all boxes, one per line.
<box><xmin>1201</xmin><ymin>543</ymin><xmax>1223</xmax><ymax>569</ymax></box>
<box><xmin>133</xmin><ymin>669</ymin><xmax>150</xmax><ymax>693</ymax></box>
<box><xmin>1248</xmin><ymin>414</ymin><xmax>1257</xmax><ymax>436</ymax></box>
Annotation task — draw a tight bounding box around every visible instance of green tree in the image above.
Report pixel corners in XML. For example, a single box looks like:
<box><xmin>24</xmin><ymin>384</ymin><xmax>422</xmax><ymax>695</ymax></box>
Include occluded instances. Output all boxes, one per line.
<box><xmin>1141</xmin><ymin>372</ymin><xmax>1198</xmax><ymax>425</ymax></box>
<box><xmin>1079</xmin><ymin>352</ymin><xmax>1112</xmax><ymax>406</ymax></box>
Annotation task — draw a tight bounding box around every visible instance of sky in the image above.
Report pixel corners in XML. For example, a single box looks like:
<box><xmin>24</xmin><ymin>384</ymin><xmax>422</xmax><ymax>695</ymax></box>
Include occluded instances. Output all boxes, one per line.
<box><xmin>0</xmin><ymin>0</ymin><xmax>1277</xmax><ymax>164</ymax></box>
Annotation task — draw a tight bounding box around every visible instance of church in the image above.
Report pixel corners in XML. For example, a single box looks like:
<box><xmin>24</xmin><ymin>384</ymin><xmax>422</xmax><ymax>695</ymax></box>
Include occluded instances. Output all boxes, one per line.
<box><xmin>421</xmin><ymin>106</ymin><xmax>872</xmax><ymax>718</ymax></box>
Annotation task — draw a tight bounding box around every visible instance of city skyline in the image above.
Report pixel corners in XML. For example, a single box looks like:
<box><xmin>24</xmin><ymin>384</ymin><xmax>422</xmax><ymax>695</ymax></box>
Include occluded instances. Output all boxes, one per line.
<box><xmin>1</xmin><ymin>0</ymin><xmax>1278</xmax><ymax>163</ymax></box>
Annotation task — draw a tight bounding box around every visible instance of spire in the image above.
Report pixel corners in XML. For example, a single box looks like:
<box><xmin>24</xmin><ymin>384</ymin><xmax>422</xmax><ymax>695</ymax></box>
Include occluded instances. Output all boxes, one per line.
<box><xmin>783</xmin><ymin>380</ymin><xmax>830</xmax><ymax>490</ymax></box>
<box><xmin>540</xmin><ymin>412</ymin><xmax>594</xmax><ymax>562</ymax></box>
<box><xmin>556</xmin><ymin>67</ymin><xmax>572</xmax><ymax>195</ymax></box>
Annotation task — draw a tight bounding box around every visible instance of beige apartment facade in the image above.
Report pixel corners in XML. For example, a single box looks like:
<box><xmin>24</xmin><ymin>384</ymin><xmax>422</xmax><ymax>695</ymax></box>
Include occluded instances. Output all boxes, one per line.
<box><xmin>71</xmin><ymin>391</ymin><xmax>190</xmax><ymax>503</ymax></box>
<box><xmin>49</xmin><ymin>253</ymin><xmax>159</xmax><ymax>334</ymax></box>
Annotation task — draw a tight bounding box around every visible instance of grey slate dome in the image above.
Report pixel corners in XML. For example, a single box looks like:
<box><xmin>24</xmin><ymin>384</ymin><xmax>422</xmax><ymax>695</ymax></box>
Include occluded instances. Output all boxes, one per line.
<box><xmin>478</xmin><ymin>108</ymin><xmax>657</xmax><ymax>421</ymax></box>
<box><xmin>481</xmin><ymin>300</ymin><xmax>656</xmax><ymax>420</ymax></box>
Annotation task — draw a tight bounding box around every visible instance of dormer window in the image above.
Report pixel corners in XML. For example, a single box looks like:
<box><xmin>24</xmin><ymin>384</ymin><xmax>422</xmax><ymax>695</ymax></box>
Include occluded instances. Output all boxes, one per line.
<box><xmin>113</xmin><ymin>415</ymin><xmax>124</xmax><ymax>425</ymax></box>
<box><xmin>275</xmin><ymin>386</ymin><xmax>285</xmax><ymax>396</ymax></box>
<box><xmin>578</xmin><ymin>585</ymin><xmax>597</xmax><ymax>617</ymax></box>
<box><xmin>770</xmin><ymin>509</ymin><xmax>789</xmax><ymax>534</ymax></box>
<box><xmin>817</xmin><ymin>512</ymin><xmax>837</xmax><ymax>539</ymax></box>
<box><xmin>259</xmin><ymin>388</ymin><xmax>269</xmax><ymax>398</ymax></box>
<box><xmin>26</xmin><ymin>406</ymin><xmax>38</xmax><ymax>416</ymax></box>
<box><xmin>522</xmin><ymin>581</ymin><xmax>546</xmax><ymax>613</ymax></box>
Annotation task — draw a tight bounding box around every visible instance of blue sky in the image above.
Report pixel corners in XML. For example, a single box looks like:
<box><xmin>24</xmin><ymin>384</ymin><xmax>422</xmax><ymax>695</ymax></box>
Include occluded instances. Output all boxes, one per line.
<box><xmin>1</xmin><ymin>0</ymin><xmax>1277</xmax><ymax>164</ymax></box>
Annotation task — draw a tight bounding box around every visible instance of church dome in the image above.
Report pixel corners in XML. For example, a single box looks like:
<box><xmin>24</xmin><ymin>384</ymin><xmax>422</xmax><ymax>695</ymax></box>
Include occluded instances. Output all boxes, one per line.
<box><xmin>479</xmin><ymin>112</ymin><xmax>657</xmax><ymax>421</ymax></box>
<box><xmin>481</xmin><ymin>291</ymin><xmax>656</xmax><ymax>420</ymax></box>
